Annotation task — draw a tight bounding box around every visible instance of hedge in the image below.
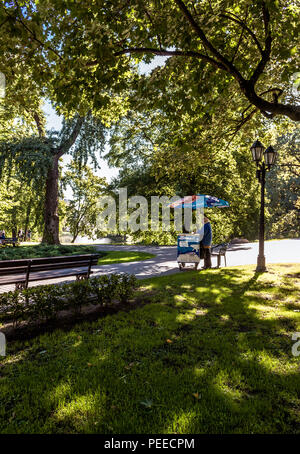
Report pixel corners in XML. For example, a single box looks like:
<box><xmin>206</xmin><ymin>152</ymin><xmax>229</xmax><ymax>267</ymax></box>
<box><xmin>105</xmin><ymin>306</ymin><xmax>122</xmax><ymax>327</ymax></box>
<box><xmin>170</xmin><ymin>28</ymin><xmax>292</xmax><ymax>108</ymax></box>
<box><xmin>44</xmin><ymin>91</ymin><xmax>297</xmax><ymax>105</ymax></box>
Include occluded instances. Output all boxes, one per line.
<box><xmin>0</xmin><ymin>273</ymin><xmax>137</xmax><ymax>327</ymax></box>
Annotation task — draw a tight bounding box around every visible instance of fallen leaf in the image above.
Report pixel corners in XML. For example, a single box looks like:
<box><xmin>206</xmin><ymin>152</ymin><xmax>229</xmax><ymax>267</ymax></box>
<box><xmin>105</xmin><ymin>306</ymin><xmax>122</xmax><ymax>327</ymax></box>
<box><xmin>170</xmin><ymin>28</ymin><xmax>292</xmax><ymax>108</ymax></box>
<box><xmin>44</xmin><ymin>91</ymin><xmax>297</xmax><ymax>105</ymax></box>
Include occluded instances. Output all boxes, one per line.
<box><xmin>192</xmin><ymin>392</ymin><xmax>201</xmax><ymax>400</ymax></box>
<box><xmin>166</xmin><ymin>339</ymin><xmax>173</xmax><ymax>344</ymax></box>
<box><xmin>140</xmin><ymin>399</ymin><xmax>153</xmax><ymax>408</ymax></box>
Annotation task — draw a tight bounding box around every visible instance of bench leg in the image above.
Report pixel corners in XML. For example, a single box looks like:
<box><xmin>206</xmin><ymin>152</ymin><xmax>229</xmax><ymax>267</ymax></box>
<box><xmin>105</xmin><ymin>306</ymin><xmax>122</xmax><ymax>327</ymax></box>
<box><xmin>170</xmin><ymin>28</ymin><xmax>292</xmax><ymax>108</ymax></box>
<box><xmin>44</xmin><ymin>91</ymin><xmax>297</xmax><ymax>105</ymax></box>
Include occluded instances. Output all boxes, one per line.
<box><xmin>217</xmin><ymin>255</ymin><xmax>220</xmax><ymax>268</ymax></box>
<box><xmin>76</xmin><ymin>274</ymin><xmax>89</xmax><ymax>281</ymax></box>
<box><xmin>224</xmin><ymin>255</ymin><xmax>227</xmax><ymax>267</ymax></box>
<box><xmin>16</xmin><ymin>282</ymin><xmax>26</xmax><ymax>291</ymax></box>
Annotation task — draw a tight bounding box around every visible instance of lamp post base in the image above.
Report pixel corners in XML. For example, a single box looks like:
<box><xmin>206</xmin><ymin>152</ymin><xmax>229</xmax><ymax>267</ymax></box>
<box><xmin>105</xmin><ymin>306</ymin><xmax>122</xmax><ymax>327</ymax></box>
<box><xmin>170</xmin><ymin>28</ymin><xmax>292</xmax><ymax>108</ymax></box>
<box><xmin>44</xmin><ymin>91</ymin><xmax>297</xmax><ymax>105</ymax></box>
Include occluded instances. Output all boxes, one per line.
<box><xmin>256</xmin><ymin>255</ymin><xmax>266</xmax><ymax>272</ymax></box>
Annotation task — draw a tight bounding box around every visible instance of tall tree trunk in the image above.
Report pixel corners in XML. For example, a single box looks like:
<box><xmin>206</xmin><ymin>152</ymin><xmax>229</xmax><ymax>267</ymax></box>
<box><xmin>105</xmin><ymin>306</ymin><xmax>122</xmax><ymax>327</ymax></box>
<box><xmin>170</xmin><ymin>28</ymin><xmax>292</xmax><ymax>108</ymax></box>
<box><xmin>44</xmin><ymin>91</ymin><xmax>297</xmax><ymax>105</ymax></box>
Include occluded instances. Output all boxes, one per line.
<box><xmin>42</xmin><ymin>156</ymin><xmax>60</xmax><ymax>244</ymax></box>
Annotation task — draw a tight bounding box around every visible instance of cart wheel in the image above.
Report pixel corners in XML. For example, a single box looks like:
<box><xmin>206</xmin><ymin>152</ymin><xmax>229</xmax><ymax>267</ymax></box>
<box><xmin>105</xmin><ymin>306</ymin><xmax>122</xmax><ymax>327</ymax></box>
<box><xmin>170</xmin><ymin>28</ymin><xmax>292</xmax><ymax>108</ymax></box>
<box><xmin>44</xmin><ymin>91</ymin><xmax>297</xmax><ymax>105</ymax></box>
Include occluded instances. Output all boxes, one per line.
<box><xmin>194</xmin><ymin>263</ymin><xmax>199</xmax><ymax>270</ymax></box>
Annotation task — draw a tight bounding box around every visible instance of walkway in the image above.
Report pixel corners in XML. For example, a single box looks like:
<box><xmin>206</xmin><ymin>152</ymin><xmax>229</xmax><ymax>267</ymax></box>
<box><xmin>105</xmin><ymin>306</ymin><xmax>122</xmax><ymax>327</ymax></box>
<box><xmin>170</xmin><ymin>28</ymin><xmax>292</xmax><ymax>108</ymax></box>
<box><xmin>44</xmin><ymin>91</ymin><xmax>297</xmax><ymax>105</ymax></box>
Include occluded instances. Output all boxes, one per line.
<box><xmin>0</xmin><ymin>239</ymin><xmax>299</xmax><ymax>293</ymax></box>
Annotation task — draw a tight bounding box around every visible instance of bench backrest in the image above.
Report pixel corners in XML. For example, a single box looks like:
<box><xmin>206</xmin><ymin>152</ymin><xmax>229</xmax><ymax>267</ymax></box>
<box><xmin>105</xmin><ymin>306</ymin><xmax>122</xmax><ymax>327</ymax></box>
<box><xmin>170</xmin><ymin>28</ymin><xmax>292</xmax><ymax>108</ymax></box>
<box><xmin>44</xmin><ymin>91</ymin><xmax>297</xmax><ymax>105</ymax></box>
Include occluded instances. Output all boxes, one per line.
<box><xmin>211</xmin><ymin>243</ymin><xmax>228</xmax><ymax>254</ymax></box>
<box><xmin>0</xmin><ymin>254</ymin><xmax>100</xmax><ymax>276</ymax></box>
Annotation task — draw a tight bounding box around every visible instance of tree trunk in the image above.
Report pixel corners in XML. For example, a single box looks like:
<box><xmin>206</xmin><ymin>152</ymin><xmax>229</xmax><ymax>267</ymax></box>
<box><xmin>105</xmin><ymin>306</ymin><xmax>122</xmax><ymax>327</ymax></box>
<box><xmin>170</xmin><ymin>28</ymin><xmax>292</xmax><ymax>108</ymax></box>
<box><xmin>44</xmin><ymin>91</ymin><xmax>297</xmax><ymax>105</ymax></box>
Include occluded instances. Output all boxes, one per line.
<box><xmin>42</xmin><ymin>156</ymin><xmax>60</xmax><ymax>244</ymax></box>
<box><xmin>71</xmin><ymin>232</ymin><xmax>78</xmax><ymax>243</ymax></box>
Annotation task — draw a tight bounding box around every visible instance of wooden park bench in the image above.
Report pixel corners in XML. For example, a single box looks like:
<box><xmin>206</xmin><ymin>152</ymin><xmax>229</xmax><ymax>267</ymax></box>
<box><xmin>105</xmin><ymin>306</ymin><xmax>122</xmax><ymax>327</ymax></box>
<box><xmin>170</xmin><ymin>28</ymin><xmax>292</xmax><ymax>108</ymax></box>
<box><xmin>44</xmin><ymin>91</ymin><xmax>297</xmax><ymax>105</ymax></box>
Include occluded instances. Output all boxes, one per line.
<box><xmin>211</xmin><ymin>243</ymin><xmax>228</xmax><ymax>268</ymax></box>
<box><xmin>0</xmin><ymin>254</ymin><xmax>100</xmax><ymax>290</ymax></box>
<box><xmin>0</xmin><ymin>237</ymin><xmax>19</xmax><ymax>247</ymax></box>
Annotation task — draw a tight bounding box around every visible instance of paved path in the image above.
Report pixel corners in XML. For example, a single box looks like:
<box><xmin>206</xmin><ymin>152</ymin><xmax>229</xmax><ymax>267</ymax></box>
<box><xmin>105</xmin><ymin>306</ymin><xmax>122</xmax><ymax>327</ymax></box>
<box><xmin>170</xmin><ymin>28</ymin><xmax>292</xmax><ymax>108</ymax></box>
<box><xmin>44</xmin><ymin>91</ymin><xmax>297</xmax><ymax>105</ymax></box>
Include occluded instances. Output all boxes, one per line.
<box><xmin>0</xmin><ymin>239</ymin><xmax>299</xmax><ymax>293</ymax></box>
<box><xmin>91</xmin><ymin>239</ymin><xmax>300</xmax><ymax>278</ymax></box>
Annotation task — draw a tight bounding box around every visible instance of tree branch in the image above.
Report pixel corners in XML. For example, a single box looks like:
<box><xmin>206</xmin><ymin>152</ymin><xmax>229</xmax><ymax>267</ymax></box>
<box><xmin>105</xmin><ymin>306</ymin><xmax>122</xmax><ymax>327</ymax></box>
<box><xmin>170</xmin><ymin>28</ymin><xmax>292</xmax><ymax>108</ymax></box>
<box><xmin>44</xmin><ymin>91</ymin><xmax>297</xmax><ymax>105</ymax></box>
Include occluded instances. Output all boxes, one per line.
<box><xmin>33</xmin><ymin>112</ymin><xmax>46</xmax><ymax>138</ymax></box>
<box><xmin>173</xmin><ymin>0</ymin><xmax>245</xmax><ymax>84</ymax></box>
<box><xmin>113</xmin><ymin>47</ymin><xmax>227</xmax><ymax>71</ymax></box>
<box><xmin>56</xmin><ymin>116</ymin><xmax>85</xmax><ymax>158</ymax></box>
<box><xmin>13</xmin><ymin>1</ymin><xmax>62</xmax><ymax>60</ymax></box>
<box><xmin>249</xmin><ymin>1</ymin><xmax>272</xmax><ymax>86</ymax></box>
<box><xmin>220</xmin><ymin>12</ymin><xmax>263</xmax><ymax>56</ymax></box>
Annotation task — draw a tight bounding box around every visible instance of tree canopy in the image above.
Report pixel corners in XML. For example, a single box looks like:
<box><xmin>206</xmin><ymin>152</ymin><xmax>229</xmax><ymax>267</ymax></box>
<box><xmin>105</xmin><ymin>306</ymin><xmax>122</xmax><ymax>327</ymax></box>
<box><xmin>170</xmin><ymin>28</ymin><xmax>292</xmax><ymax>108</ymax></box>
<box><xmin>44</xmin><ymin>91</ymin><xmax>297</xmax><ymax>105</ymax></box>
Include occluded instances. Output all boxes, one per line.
<box><xmin>0</xmin><ymin>1</ymin><xmax>299</xmax><ymax>124</ymax></box>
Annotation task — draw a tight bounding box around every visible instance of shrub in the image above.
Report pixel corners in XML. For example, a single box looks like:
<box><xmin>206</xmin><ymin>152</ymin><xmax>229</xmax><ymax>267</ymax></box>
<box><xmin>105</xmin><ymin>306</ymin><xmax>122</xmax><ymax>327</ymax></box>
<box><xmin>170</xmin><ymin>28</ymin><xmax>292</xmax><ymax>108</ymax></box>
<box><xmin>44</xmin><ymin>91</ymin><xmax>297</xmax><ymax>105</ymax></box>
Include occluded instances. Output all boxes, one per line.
<box><xmin>5</xmin><ymin>290</ymin><xmax>27</xmax><ymax>328</ymax></box>
<box><xmin>118</xmin><ymin>274</ymin><xmax>138</xmax><ymax>303</ymax></box>
<box><xmin>0</xmin><ymin>272</ymin><xmax>137</xmax><ymax>327</ymax></box>
<box><xmin>23</xmin><ymin>285</ymin><xmax>64</xmax><ymax>322</ymax></box>
<box><xmin>62</xmin><ymin>279</ymin><xmax>91</xmax><ymax>314</ymax></box>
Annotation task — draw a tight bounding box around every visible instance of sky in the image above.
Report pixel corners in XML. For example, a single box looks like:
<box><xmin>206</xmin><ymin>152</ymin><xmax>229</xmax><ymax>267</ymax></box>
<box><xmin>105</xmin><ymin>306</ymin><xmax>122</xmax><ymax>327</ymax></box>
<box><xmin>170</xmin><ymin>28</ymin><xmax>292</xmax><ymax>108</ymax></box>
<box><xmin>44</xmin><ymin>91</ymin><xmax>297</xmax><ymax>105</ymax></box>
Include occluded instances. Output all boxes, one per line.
<box><xmin>42</xmin><ymin>56</ymin><xmax>169</xmax><ymax>199</ymax></box>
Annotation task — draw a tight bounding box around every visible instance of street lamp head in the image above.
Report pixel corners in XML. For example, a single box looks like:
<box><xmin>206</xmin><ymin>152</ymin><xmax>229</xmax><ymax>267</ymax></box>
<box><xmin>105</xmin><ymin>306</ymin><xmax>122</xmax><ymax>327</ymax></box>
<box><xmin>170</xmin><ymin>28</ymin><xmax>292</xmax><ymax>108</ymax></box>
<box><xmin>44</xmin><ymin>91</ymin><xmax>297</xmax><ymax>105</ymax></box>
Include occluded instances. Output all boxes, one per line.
<box><xmin>264</xmin><ymin>146</ymin><xmax>277</xmax><ymax>167</ymax></box>
<box><xmin>251</xmin><ymin>139</ymin><xmax>265</xmax><ymax>163</ymax></box>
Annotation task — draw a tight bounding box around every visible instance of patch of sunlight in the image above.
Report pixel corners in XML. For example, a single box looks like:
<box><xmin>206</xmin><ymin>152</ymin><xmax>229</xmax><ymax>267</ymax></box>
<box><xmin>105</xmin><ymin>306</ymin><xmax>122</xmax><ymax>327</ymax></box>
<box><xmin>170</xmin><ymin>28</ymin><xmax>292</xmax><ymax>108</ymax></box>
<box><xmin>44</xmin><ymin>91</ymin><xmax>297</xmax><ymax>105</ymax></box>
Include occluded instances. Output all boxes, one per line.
<box><xmin>247</xmin><ymin>350</ymin><xmax>293</xmax><ymax>372</ymax></box>
<box><xmin>194</xmin><ymin>366</ymin><xmax>207</xmax><ymax>377</ymax></box>
<box><xmin>50</xmin><ymin>381</ymin><xmax>72</xmax><ymax>403</ymax></box>
<box><xmin>181</xmin><ymin>284</ymin><xmax>192</xmax><ymax>290</ymax></box>
<box><xmin>247</xmin><ymin>292</ymin><xmax>275</xmax><ymax>301</ymax></box>
<box><xmin>139</xmin><ymin>285</ymin><xmax>153</xmax><ymax>292</ymax></box>
<box><xmin>174</xmin><ymin>295</ymin><xmax>187</xmax><ymax>302</ymax></box>
<box><xmin>166</xmin><ymin>409</ymin><xmax>198</xmax><ymax>434</ymax></box>
<box><xmin>176</xmin><ymin>311</ymin><xmax>195</xmax><ymax>323</ymax></box>
<box><xmin>195</xmin><ymin>308</ymin><xmax>208</xmax><ymax>317</ymax></box>
<box><xmin>217</xmin><ymin>384</ymin><xmax>244</xmax><ymax>403</ymax></box>
<box><xmin>53</xmin><ymin>392</ymin><xmax>103</xmax><ymax>423</ymax></box>
<box><xmin>3</xmin><ymin>350</ymin><xmax>29</xmax><ymax>364</ymax></box>
<box><xmin>248</xmin><ymin>303</ymin><xmax>280</xmax><ymax>312</ymax></box>
<box><xmin>73</xmin><ymin>339</ymin><xmax>83</xmax><ymax>348</ymax></box>
<box><xmin>195</xmin><ymin>287</ymin><xmax>222</xmax><ymax>295</ymax></box>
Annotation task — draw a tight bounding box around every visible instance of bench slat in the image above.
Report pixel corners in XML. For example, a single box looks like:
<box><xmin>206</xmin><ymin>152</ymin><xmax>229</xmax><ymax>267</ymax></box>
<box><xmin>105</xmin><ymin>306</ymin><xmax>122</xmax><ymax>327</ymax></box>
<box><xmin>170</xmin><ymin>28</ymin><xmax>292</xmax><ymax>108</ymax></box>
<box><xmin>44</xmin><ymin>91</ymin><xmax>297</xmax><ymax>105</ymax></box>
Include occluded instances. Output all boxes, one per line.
<box><xmin>0</xmin><ymin>253</ymin><xmax>100</xmax><ymax>287</ymax></box>
<box><xmin>0</xmin><ymin>259</ymin><xmax>98</xmax><ymax>276</ymax></box>
<box><xmin>0</xmin><ymin>254</ymin><xmax>99</xmax><ymax>268</ymax></box>
<box><xmin>0</xmin><ymin>269</ymin><xmax>94</xmax><ymax>285</ymax></box>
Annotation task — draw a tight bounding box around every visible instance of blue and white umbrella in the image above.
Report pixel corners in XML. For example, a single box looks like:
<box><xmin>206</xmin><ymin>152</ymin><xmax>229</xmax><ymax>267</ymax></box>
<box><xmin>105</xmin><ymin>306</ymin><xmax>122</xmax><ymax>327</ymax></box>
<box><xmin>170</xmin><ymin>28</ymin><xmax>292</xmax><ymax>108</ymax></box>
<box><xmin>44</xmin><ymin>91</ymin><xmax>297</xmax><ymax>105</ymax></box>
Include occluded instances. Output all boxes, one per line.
<box><xmin>169</xmin><ymin>194</ymin><xmax>229</xmax><ymax>209</ymax></box>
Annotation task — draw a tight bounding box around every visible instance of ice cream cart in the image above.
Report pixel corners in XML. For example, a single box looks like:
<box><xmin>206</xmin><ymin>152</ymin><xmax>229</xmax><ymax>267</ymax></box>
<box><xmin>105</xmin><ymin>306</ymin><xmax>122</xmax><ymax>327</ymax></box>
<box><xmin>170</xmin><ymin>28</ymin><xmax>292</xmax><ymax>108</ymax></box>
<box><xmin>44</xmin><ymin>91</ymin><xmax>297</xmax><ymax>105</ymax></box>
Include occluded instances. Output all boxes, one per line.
<box><xmin>177</xmin><ymin>233</ymin><xmax>203</xmax><ymax>270</ymax></box>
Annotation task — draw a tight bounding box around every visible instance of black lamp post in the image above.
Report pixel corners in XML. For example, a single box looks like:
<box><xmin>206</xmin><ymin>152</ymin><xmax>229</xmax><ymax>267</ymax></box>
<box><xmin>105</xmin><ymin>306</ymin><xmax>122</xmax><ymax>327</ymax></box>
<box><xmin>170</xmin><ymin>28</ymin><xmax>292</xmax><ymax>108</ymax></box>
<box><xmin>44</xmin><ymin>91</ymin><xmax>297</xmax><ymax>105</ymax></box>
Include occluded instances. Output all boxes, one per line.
<box><xmin>250</xmin><ymin>139</ymin><xmax>278</xmax><ymax>272</ymax></box>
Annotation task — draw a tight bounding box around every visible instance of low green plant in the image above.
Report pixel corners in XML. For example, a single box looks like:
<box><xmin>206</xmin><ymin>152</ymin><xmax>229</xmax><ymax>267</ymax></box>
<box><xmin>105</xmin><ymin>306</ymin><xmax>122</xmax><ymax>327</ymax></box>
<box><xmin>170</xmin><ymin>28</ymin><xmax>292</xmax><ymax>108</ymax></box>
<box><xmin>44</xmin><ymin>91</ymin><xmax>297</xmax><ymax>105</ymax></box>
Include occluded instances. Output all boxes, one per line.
<box><xmin>0</xmin><ymin>273</ymin><xmax>137</xmax><ymax>327</ymax></box>
<box><xmin>118</xmin><ymin>273</ymin><xmax>138</xmax><ymax>303</ymax></box>
<box><xmin>23</xmin><ymin>285</ymin><xmax>64</xmax><ymax>322</ymax></box>
<box><xmin>63</xmin><ymin>279</ymin><xmax>91</xmax><ymax>314</ymax></box>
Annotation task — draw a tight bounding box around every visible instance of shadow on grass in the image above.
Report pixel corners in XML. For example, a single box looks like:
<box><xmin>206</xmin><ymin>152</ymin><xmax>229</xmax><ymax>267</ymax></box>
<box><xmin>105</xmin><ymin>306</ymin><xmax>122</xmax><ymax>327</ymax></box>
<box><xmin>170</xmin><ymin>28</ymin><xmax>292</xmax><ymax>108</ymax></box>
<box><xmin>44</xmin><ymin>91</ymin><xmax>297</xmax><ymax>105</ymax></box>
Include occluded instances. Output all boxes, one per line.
<box><xmin>1</xmin><ymin>265</ymin><xmax>299</xmax><ymax>434</ymax></box>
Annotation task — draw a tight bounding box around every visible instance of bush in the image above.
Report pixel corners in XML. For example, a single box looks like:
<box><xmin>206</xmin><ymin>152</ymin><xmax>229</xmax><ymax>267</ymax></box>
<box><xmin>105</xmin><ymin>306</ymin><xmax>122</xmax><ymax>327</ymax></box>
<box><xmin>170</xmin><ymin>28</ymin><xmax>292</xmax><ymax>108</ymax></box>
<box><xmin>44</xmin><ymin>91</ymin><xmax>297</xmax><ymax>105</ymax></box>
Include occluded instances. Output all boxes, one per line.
<box><xmin>23</xmin><ymin>284</ymin><xmax>64</xmax><ymax>322</ymax></box>
<box><xmin>62</xmin><ymin>279</ymin><xmax>91</xmax><ymax>314</ymax></box>
<box><xmin>117</xmin><ymin>274</ymin><xmax>138</xmax><ymax>303</ymax></box>
<box><xmin>0</xmin><ymin>273</ymin><xmax>137</xmax><ymax>327</ymax></box>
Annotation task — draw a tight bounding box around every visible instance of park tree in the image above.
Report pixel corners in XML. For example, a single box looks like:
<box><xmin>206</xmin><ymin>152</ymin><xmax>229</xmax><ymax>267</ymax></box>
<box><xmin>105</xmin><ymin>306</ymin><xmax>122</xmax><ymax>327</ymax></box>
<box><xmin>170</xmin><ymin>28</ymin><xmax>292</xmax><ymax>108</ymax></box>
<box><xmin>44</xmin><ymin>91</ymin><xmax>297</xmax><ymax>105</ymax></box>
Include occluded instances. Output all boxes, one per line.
<box><xmin>107</xmin><ymin>105</ymin><xmax>264</xmax><ymax>244</ymax></box>
<box><xmin>62</xmin><ymin>161</ymin><xmax>107</xmax><ymax>243</ymax></box>
<box><xmin>266</xmin><ymin>128</ymin><xmax>300</xmax><ymax>238</ymax></box>
<box><xmin>0</xmin><ymin>0</ymin><xmax>298</xmax><ymax>127</ymax></box>
<box><xmin>0</xmin><ymin>113</ymin><xmax>106</xmax><ymax>244</ymax></box>
<box><xmin>0</xmin><ymin>167</ymin><xmax>44</xmax><ymax>238</ymax></box>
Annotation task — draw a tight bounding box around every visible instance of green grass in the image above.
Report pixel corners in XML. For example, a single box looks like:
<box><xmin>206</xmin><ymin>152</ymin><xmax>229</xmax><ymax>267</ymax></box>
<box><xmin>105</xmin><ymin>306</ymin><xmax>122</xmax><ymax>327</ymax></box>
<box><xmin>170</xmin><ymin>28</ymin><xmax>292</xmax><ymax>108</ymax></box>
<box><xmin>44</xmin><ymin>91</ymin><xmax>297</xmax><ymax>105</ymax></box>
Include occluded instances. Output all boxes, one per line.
<box><xmin>0</xmin><ymin>245</ymin><xmax>155</xmax><ymax>266</ymax></box>
<box><xmin>0</xmin><ymin>264</ymin><xmax>299</xmax><ymax>434</ymax></box>
<box><xmin>97</xmin><ymin>250</ymin><xmax>155</xmax><ymax>265</ymax></box>
<box><xmin>0</xmin><ymin>244</ymin><xmax>98</xmax><ymax>261</ymax></box>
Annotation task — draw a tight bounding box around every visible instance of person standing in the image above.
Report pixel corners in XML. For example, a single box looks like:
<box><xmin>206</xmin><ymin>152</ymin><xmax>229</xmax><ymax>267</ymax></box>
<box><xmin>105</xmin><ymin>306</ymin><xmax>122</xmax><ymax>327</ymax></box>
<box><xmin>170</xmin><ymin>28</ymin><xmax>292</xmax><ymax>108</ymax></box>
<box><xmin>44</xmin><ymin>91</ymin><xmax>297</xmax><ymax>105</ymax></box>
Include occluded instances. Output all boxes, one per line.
<box><xmin>197</xmin><ymin>216</ymin><xmax>212</xmax><ymax>268</ymax></box>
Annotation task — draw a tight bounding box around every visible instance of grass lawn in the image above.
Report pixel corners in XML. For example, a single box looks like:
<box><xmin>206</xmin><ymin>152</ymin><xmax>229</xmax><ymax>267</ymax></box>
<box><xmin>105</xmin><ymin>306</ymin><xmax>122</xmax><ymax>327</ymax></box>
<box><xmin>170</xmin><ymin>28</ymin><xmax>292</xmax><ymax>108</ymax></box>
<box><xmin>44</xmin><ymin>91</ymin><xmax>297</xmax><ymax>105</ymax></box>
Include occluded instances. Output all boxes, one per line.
<box><xmin>0</xmin><ymin>244</ymin><xmax>98</xmax><ymax>261</ymax></box>
<box><xmin>0</xmin><ymin>264</ymin><xmax>299</xmax><ymax>434</ymax></box>
<box><xmin>97</xmin><ymin>250</ymin><xmax>155</xmax><ymax>265</ymax></box>
<box><xmin>0</xmin><ymin>244</ymin><xmax>155</xmax><ymax>266</ymax></box>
